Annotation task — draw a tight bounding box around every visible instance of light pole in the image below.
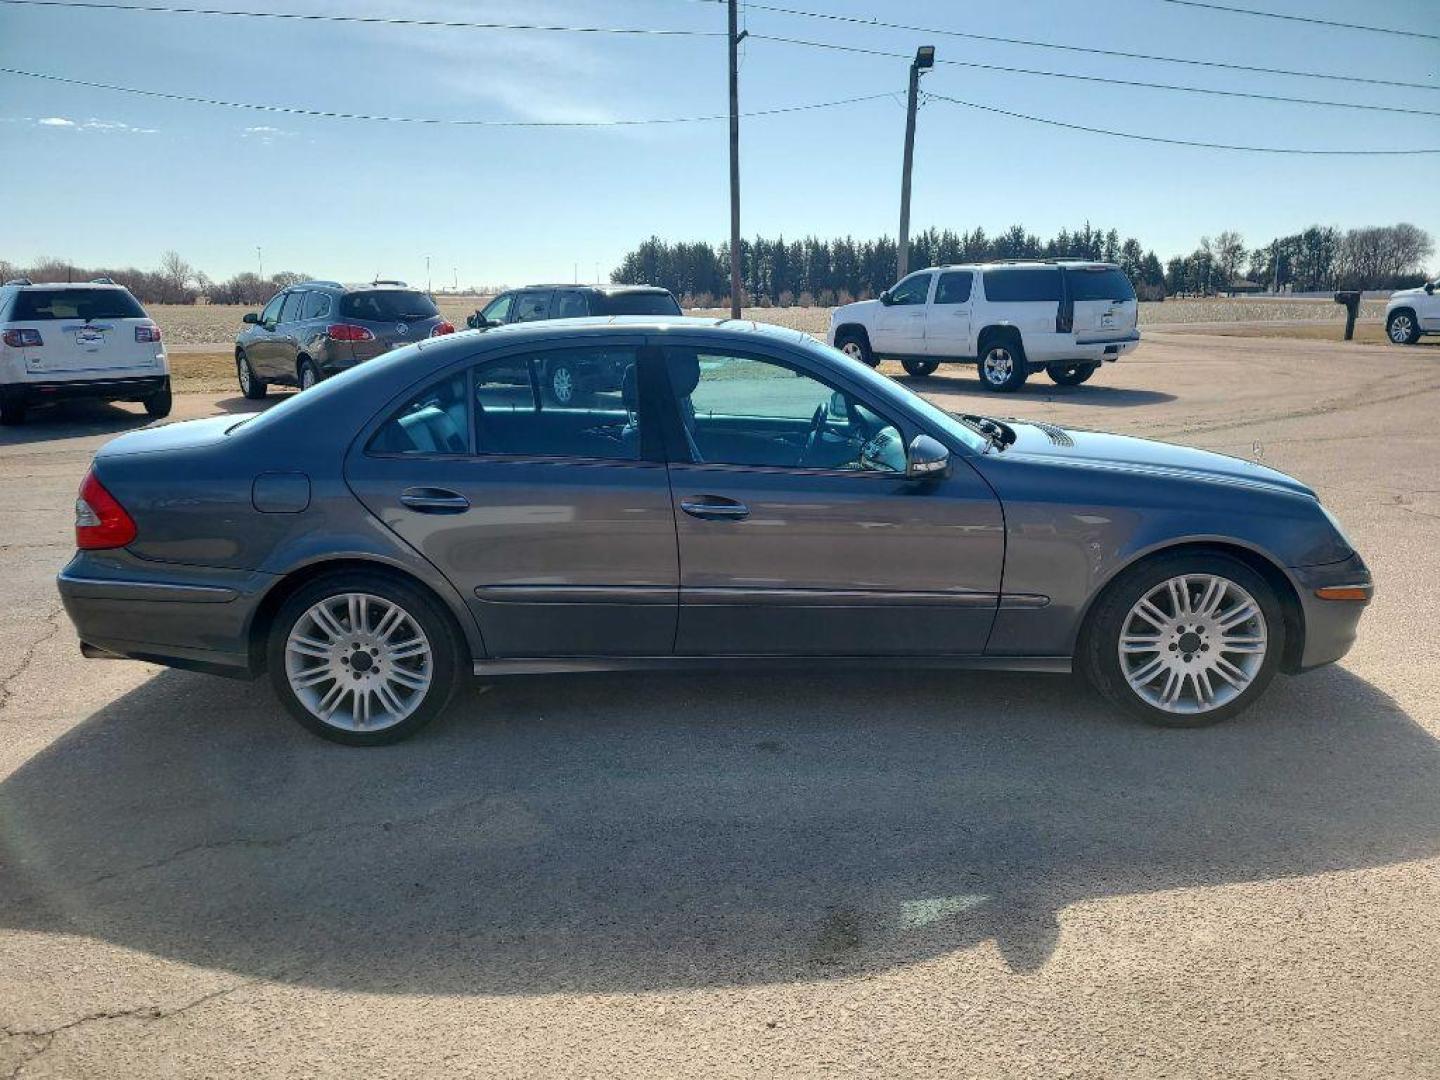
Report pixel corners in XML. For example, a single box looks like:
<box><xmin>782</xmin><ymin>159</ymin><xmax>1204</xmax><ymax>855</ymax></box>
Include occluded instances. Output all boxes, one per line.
<box><xmin>256</xmin><ymin>245</ymin><xmax>263</xmax><ymax>281</ymax></box>
<box><xmin>897</xmin><ymin>45</ymin><xmax>935</xmax><ymax>282</ymax></box>
<box><xmin>425</xmin><ymin>255</ymin><xmax>432</xmax><ymax>293</ymax></box>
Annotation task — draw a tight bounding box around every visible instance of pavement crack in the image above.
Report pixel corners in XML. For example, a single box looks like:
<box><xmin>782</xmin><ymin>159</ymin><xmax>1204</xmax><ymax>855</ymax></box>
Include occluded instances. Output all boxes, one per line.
<box><xmin>0</xmin><ymin>604</ymin><xmax>65</xmax><ymax>720</ymax></box>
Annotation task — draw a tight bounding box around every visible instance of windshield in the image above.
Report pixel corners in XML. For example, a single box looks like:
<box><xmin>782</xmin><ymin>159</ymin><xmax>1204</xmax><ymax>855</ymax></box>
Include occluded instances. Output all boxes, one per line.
<box><xmin>12</xmin><ymin>288</ymin><xmax>146</xmax><ymax>321</ymax></box>
<box><xmin>339</xmin><ymin>290</ymin><xmax>439</xmax><ymax>321</ymax></box>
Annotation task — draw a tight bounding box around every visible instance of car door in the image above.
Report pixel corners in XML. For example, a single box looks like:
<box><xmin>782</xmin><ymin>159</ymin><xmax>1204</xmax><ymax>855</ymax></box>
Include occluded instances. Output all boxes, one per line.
<box><xmin>1418</xmin><ymin>282</ymin><xmax>1440</xmax><ymax>331</ymax></box>
<box><xmin>871</xmin><ymin>271</ymin><xmax>933</xmax><ymax>356</ymax></box>
<box><xmin>256</xmin><ymin>290</ymin><xmax>306</xmax><ymax>379</ymax></box>
<box><xmin>657</xmin><ymin>338</ymin><xmax>1005</xmax><ymax>656</ymax></box>
<box><xmin>247</xmin><ymin>292</ymin><xmax>288</xmax><ymax>375</ymax></box>
<box><xmin>925</xmin><ymin>270</ymin><xmax>974</xmax><ymax>358</ymax></box>
<box><xmin>345</xmin><ymin>339</ymin><xmax>679</xmax><ymax>658</ymax></box>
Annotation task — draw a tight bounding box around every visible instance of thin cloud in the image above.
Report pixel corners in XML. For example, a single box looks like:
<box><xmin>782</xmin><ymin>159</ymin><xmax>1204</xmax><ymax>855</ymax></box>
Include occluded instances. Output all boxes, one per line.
<box><xmin>38</xmin><ymin>116</ymin><xmax>75</xmax><ymax>127</ymax></box>
<box><xmin>32</xmin><ymin>116</ymin><xmax>157</xmax><ymax>134</ymax></box>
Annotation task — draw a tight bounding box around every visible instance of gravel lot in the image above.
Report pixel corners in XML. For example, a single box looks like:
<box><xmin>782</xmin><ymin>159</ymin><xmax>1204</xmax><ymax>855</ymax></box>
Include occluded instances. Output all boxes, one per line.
<box><xmin>1</xmin><ymin>331</ymin><xmax>1438</xmax><ymax>1078</ymax></box>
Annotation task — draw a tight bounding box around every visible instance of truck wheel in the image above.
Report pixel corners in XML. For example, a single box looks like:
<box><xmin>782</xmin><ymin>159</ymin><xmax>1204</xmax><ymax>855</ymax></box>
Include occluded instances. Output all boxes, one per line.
<box><xmin>1387</xmin><ymin>309</ymin><xmax>1420</xmax><ymax>345</ymax></box>
<box><xmin>835</xmin><ymin>330</ymin><xmax>877</xmax><ymax>367</ymax></box>
<box><xmin>978</xmin><ymin>338</ymin><xmax>1028</xmax><ymax>392</ymax></box>
<box><xmin>901</xmin><ymin>359</ymin><xmax>940</xmax><ymax>377</ymax></box>
<box><xmin>1047</xmin><ymin>361</ymin><xmax>1097</xmax><ymax>386</ymax></box>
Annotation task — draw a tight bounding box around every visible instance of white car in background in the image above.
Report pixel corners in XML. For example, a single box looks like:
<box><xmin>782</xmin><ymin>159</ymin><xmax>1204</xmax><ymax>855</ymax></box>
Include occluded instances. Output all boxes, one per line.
<box><xmin>0</xmin><ymin>279</ymin><xmax>170</xmax><ymax>425</ymax></box>
<box><xmin>828</xmin><ymin>261</ymin><xmax>1141</xmax><ymax>392</ymax></box>
<box><xmin>1385</xmin><ymin>279</ymin><xmax>1439</xmax><ymax>345</ymax></box>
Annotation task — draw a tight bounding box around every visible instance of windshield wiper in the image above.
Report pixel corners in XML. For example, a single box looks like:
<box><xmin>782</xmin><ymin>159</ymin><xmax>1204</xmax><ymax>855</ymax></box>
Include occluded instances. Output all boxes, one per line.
<box><xmin>958</xmin><ymin>414</ymin><xmax>1017</xmax><ymax>453</ymax></box>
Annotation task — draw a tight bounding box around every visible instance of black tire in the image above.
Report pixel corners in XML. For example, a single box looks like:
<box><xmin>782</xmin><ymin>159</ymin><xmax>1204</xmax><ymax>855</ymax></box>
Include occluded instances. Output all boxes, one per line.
<box><xmin>143</xmin><ymin>379</ymin><xmax>172</xmax><ymax>419</ymax></box>
<box><xmin>298</xmin><ymin>357</ymin><xmax>322</xmax><ymax>392</ymax></box>
<box><xmin>834</xmin><ymin>329</ymin><xmax>878</xmax><ymax>368</ymax></box>
<box><xmin>1387</xmin><ymin>309</ymin><xmax>1421</xmax><ymax>346</ymax></box>
<box><xmin>1046</xmin><ymin>361</ymin><xmax>1097</xmax><ymax>386</ymax></box>
<box><xmin>0</xmin><ymin>394</ymin><xmax>25</xmax><ymax>426</ymax></box>
<box><xmin>266</xmin><ymin>570</ymin><xmax>466</xmax><ymax>746</ymax></box>
<box><xmin>1080</xmin><ymin>551</ymin><xmax>1285</xmax><ymax>729</ymax></box>
<box><xmin>977</xmin><ymin>336</ymin><xmax>1029</xmax><ymax>392</ymax></box>
<box><xmin>901</xmin><ymin>358</ymin><xmax>941</xmax><ymax>378</ymax></box>
<box><xmin>237</xmin><ymin>351</ymin><xmax>268</xmax><ymax>400</ymax></box>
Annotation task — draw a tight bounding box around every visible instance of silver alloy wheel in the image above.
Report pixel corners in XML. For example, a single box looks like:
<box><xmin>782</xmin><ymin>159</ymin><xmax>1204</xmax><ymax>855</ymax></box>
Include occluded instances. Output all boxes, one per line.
<box><xmin>841</xmin><ymin>340</ymin><xmax>866</xmax><ymax>364</ymax></box>
<box><xmin>284</xmin><ymin>592</ymin><xmax>433</xmax><ymax>732</ymax></box>
<box><xmin>238</xmin><ymin>355</ymin><xmax>253</xmax><ymax>394</ymax></box>
<box><xmin>983</xmin><ymin>347</ymin><xmax>1014</xmax><ymax>385</ymax></box>
<box><xmin>1118</xmin><ymin>573</ymin><xmax>1268</xmax><ymax>715</ymax></box>
<box><xmin>1389</xmin><ymin>313</ymin><xmax>1415</xmax><ymax>343</ymax></box>
<box><xmin>552</xmin><ymin>365</ymin><xmax>574</xmax><ymax>404</ymax></box>
<box><xmin>300</xmin><ymin>364</ymin><xmax>317</xmax><ymax>390</ymax></box>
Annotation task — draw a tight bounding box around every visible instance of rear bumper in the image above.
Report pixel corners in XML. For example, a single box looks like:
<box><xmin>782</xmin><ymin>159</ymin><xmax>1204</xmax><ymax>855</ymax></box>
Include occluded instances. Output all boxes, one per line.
<box><xmin>57</xmin><ymin>554</ymin><xmax>274</xmax><ymax>679</ymax></box>
<box><xmin>1288</xmin><ymin>553</ymin><xmax>1373</xmax><ymax>673</ymax></box>
<box><xmin>3</xmin><ymin>375</ymin><xmax>168</xmax><ymax>404</ymax></box>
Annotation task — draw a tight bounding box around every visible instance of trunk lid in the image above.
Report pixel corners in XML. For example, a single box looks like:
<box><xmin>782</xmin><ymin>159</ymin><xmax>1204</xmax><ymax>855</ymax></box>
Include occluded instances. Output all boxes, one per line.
<box><xmin>1063</xmin><ymin>266</ymin><xmax>1139</xmax><ymax>343</ymax></box>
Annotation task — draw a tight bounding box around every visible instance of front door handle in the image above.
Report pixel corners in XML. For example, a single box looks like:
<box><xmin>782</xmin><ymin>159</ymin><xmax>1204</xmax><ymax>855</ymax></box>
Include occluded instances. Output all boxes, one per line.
<box><xmin>681</xmin><ymin>496</ymin><xmax>749</xmax><ymax>520</ymax></box>
<box><xmin>400</xmin><ymin>487</ymin><xmax>470</xmax><ymax>514</ymax></box>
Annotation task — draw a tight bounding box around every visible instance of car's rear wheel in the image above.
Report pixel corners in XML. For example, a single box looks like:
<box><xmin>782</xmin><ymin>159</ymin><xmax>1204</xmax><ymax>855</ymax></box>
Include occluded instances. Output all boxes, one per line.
<box><xmin>548</xmin><ymin>359</ymin><xmax>577</xmax><ymax>404</ymax></box>
<box><xmin>267</xmin><ymin>572</ymin><xmax>464</xmax><ymax>745</ymax></box>
<box><xmin>1387</xmin><ymin>309</ymin><xmax>1420</xmax><ymax>345</ymax></box>
<box><xmin>835</xmin><ymin>330</ymin><xmax>877</xmax><ymax>367</ymax></box>
<box><xmin>978</xmin><ymin>338</ymin><xmax>1028</xmax><ymax>392</ymax></box>
<box><xmin>1081</xmin><ymin>552</ymin><xmax>1284</xmax><ymax>728</ymax></box>
<box><xmin>237</xmin><ymin>351</ymin><xmax>268</xmax><ymax>400</ymax></box>
<box><xmin>1047</xmin><ymin>361</ymin><xmax>1097</xmax><ymax>386</ymax></box>
<box><xmin>0</xmin><ymin>394</ymin><xmax>26</xmax><ymax>426</ymax></box>
<box><xmin>901</xmin><ymin>358</ymin><xmax>941</xmax><ymax>377</ymax></box>
<box><xmin>299</xmin><ymin>358</ymin><xmax>321</xmax><ymax>391</ymax></box>
<box><xmin>143</xmin><ymin>380</ymin><xmax>172</xmax><ymax>419</ymax></box>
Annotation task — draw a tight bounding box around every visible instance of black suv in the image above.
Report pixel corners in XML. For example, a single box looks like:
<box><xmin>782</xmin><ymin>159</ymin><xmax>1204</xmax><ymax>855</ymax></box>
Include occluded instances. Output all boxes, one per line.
<box><xmin>234</xmin><ymin>280</ymin><xmax>454</xmax><ymax>398</ymax></box>
<box><xmin>465</xmin><ymin>285</ymin><xmax>681</xmax><ymax>404</ymax></box>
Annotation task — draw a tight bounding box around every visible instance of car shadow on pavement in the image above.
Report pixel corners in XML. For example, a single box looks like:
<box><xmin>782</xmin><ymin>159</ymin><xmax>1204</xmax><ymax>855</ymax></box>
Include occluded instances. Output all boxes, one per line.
<box><xmin>2</xmin><ymin>664</ymin><xmax>1437</xmax><ymax>993</ymax></box>
<box><xmin>0</xmin><ymin>400</ymin><xmax>156</xmax><ymax>445</ymax></box>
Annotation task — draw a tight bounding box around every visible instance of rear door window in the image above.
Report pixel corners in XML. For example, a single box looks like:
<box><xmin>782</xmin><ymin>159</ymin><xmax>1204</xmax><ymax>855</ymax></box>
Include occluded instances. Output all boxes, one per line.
<box><xmin>302</xmin><ymin>291</ymin><xmax>333</xmax><ymax>320</ymax></box>
<box><xmin>982</xmin><ymin>267</ymin><xmax>1062</xmax><ymax>303</ymax></box>
<box><xmin>934</xmin><ymin>271</ymin><xmax>973</xmax><ymax>305</ymax></box>
<box><xmin>340</xmin><ymin>290</ymin><xmax>440</xmax><ymax>321</ymax></box>
<box><xmin>368</xmin><ymin>372</ymin><xmax>470</xmax><ymax>455</ymax></box>
<box><xmin>513</xmin><ymin>291</ymin><xmax>555</xmax><ymax>322</ymax></box>
<box><xmin>554</xmin><ymin>291</ymin><xmax>590</xmax><ymax>318</ymax></box>
<box><xmin>11</xmin><ymin>288</ymin><xmax>146</xmax><ymax>320</ymax></box>
<box><xmin>474</xmin><ymin>348</ymin><xmax>639</xmax><ymax>460</ymax></box>
<box><xmin>279</xmin><ymin>291</ymin><xmax>307</xmax><ymax>324</ymax></box>
<box><xmin>1065</xmin><ymin>267</ymin><xmax>1137</xmax><ymax>302</ymax></box>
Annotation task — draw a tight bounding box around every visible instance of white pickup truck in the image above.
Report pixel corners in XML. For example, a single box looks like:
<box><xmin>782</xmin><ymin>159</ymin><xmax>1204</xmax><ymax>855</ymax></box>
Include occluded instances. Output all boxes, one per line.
<box><xmin>827</xmin><ymin>260</ymin><xmax>1141</xmax><ymax>392</ymax></box>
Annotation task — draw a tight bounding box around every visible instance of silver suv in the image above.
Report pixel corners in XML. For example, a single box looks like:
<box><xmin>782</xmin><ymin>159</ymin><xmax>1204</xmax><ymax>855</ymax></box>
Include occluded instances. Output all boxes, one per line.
<box><xmin>0</xmin><ymin>278</ymin><xmax>170</xmax><ymax>425</ymax></box>
<box><xmin>234</xmin><ymin>280</ymin><xmax>454</xmax><ymax>398</ymax></box>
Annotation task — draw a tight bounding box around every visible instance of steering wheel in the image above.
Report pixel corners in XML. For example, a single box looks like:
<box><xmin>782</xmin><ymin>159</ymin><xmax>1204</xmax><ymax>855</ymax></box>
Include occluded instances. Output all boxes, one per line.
<box><xmin>799</xmin><ymin>403</ymin><xmax>829</xmax><ymax>468</ymax></box>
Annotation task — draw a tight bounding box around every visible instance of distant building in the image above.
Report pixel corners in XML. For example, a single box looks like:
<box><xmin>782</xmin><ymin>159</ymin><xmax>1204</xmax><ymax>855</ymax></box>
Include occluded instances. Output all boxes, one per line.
<box><xmin>1226</xmin><ymin>279</ymin><xmax>1265</xmax><ymax>295</ymax></box>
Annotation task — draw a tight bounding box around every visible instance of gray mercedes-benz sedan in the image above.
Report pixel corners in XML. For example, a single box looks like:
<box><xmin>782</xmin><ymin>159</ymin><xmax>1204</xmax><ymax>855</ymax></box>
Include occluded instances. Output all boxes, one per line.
<box><xmin>58</xmin><ymin>318</ymin><xmax>1372</xmax><ymax>745</ymax></box>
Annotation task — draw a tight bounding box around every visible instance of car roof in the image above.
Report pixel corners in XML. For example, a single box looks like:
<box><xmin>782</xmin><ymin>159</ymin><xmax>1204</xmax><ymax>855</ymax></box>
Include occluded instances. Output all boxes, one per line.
<box><xmin>517</xmin><ymin>283</ymin><xmax>674</xmax><ymax>295</ymax></box>
<box><xmin>916</xmin><ymin>260</ymin><xmax>1120</xmax><ymax>272</ymax></box>
<box><xmin>454</xmin><ymin>314</ymin><xmax>808</xmax><ymax>346</ymax></box>
<box><xmin>8</xmin><ymin>281</ymin><xmax>130</xmax><ymax>290</ymax></box>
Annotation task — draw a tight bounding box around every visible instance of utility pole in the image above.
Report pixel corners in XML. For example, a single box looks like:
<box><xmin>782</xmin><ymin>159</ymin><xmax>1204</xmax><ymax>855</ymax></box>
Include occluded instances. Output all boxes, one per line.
<box><xmin>896</xmin><ymin>45</ymin><xmax>935</xmax><ymax>282</ymax></box>
<box><xmin>727</xmin><ymin>0</ymin><xmax>747</xmax><ymax>319</ymax></box>
<box><xmin>256</xmin><ymin>246</ymin><xmax>263</xmax><ymax>281</ymax></box>
<box><xmin>425</xmin><ymin>255</ymin><xmax>432</xmax><ymax>293</ymax></box>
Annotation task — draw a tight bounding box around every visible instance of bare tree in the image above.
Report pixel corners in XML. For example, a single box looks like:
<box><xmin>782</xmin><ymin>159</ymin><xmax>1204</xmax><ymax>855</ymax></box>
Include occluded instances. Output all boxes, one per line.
<box><xmin>1213</xmin><ymin>230</ymin><xmax>1247</xmax><ymax>288</ymax></box>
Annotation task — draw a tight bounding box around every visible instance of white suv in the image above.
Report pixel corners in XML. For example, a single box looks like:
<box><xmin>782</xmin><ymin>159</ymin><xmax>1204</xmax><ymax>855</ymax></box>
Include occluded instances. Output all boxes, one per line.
<box><xmin>827</xmin><ymin>261</ymin><xmax>1141</xmax><ymax>392</ymax></box>
<box><xmin>0</xmin><ymin>279</ymin><xmax>170</xmax><ymax>425</ymax></box>
<box><xmin>1385</xmin><ymin>280</ymin><xmax>1439</xmax><ymax>345</ymax></box>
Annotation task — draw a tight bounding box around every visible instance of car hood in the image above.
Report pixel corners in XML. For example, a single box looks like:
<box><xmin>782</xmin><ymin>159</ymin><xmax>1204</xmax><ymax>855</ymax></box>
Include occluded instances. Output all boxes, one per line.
<box><xmin>1389</xmin><ymin>287</ymin><xmax>1427</xmax><ymax>302</ymax></box>
<box><xmin>994</xmin><ymin>420</ymin><xmax>1317</xmax><ymax>499</ymax></box>
<box><xmin>833</xmin><ymin>299</ymin><xmax>881</xmax><ymax>322</ymax></box>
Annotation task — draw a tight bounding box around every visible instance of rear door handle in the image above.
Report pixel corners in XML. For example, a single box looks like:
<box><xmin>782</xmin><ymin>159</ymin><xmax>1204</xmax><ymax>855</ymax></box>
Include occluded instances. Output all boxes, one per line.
<box><xmin>681</xmin><ymin>496</ymin><xmax>749</xmax><ymax>520</ymax></box>
<box><xmin>400</xmin><ymin>487</ymin><xmax>470</xmax><ymax>514</ymax></box>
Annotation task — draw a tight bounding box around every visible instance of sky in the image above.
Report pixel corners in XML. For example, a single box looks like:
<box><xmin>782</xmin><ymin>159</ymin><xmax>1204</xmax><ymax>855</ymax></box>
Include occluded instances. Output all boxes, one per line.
<box><xmin>0</xmin><ymin>0</ymin><xmax>1436</xmax><ymax>289</ymax></box>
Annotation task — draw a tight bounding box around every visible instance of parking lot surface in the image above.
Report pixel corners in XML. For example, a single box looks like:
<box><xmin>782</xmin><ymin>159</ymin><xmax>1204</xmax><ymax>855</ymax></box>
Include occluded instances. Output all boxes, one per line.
<box><xmin>2</xmin><ymin>331</ymin><xmax>1438</xmax><ymax>1078</ymax></box>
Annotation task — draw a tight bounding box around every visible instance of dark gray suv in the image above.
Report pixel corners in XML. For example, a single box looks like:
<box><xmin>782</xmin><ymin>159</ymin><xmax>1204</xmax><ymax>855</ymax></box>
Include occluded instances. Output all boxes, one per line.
<box><xmin>235</xmin><ymin>280</ymin><xmax>454</xmax><ymax>397</ymax></box>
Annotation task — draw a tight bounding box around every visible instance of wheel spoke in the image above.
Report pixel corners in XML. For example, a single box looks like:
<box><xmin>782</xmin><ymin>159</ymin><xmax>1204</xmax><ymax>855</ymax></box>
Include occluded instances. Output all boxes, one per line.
<box><xmin>373</xmin><ymin>604</ymin><xmax>405</xmax><ymax>642</ymax></box>
<box><xmin>1160</xmin><ymin>669</ymin><xmax>1183</xmax><ymax>705</ymax></box>
<box><xmin>1195</xmin><ymin>576</ymin><xmax>1224</xmax><ymax>616</ymax></box>
<box><xmin>348</xmin><ymin>594</ymin><xmax>368</xmax><ymax>635</ymax></box>
<box><xmin>1120</xmin><ymin>634</ymin><xmax>1162</xmax><ymax>653</ymax></box>
<box><xmin>1212</xmin><ymin>656</ymin><xmax>1249</xmax><ymax>689</ymax></box>
<box><xmin>1218</xmin><ymin>602</ymin><xmax>1258</xmax><ymax>631</ymax></box>
<box><xmin>316</xmin><ymin>681</ymin><xmax>349</xmax><ymax>719</ymax></box>
<box><xmin>310</xmin><ymin>602</ymin><xmax>347</xmax><ymax>642</ymax></box>
<box><xmin>291</xmin><ymin>664</ymin><xmax>333</xmax><ymax>688</ymax></box>
<box><xmin>1135</xmin><ymin>598</ymin><xmax>1169</xmax><ymax>629</ymax></box>
<box><xmin>388</xmin><ymin>637</ymin><xmax>428</xmax><ymax>661</ymax></box>
<box><xmin>289</xmin><ymin>634</ymin><xmax>331</xmax><ymax>660</ymax></box>
<box><xmin>1218</xmin><ymin>635</ymin><xmax>1266</xmax><ymax>654</ymax></box>
<box><xmin>1194</xmin><ymin>669</ymin><xmax>1215</xmax><ymax>705</ymax></box>
<box><xmin>389</xmin><ymin>667</ymin><xmax>428</xmax><ymax>691</ymax></box>
<box><xmin>1127</xmin><ymin>655</ymin><xmax>1166</xmax><ymax>686</ymax></box>
<box><xmin>1167</xmin><ymin>576</ymin><xmax>1191</xmax><ymax>617</ymax></box>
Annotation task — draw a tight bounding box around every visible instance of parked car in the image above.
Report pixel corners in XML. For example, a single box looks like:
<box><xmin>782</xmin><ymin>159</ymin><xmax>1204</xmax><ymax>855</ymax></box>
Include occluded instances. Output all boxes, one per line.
<box><xmin>0</xmin><ymin>278</ymin><xmax>169</xmax><ymax>425</ymax></box>
<box><xmin>828</xmin><ymin>261</ymin><xmax>1141</xmax><ymax>392</ymax></box>
<box><xmin>1385</xmin><ymin>279</ymin><xmax>1439</xmax><ymax>344</ymax></box>
<box><xmin>466</xmin><ymin>284</ymin><xmax>683</xmax><ymax>404</ymax></box>
<box><xmin>59</xmin><ymin>317</ymin><xmax>1370</xmax><ymax>745</ymax></box>
<box><xmin>234</xmin><ymin>280</ymin><xmax>454</xmax><ymax>398</ymax></box>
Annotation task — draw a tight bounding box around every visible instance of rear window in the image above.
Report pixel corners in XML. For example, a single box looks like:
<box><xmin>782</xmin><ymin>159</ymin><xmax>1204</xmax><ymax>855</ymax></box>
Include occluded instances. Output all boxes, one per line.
<box><xmin>339</xmin><ymin>290</ymin><xmax>439</xmax><ymax>321</ymax></box>
<box><xmin>1065</xmin><ymin>267</ymin><xmax>1137</xmax><ymax>302</ymax></box>
<box><xmin>593</xmin><ymin>291</ymin><xmax>682</xmax><ymax>317</ymax></box>
<box><xmin>12</xmin><ymin>288</ymin><xmax>146</xmax><ymax>321</ymax></box>
<box><xmin>982</xmin><ymin>267</ymin><xmax>1062</xmax><ymax>303</ymax></box>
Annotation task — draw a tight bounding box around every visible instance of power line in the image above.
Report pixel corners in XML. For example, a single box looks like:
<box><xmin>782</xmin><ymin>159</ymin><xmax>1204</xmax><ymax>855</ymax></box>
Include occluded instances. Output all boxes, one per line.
<box><xmin>751</xmin><ymin>34</ymin><xmax>1440</xmax><ymax>118</ymax></box>
<box><xmin>0</xmin><ymin>0</ymin><xmax>724</xmax><ymax>36</ymax></box>
<box><xmin>689</xmin><ymin>0</ymin><xmax>1438</xmax><ymax>92</ymax></box>
<box><xmin>0</xmin><ymin>66</ymin><xmax>895</xmax><ymax>125</ymax></box>
<box><xmin>924</xmin><ymin>92</ymin><xmax>1440</xmax><ymax>155</ymax></box>
<box><xmin>1155</xmin><ymin>0</ymin><xmax>1438</xmax><ymax>42</ymax></box>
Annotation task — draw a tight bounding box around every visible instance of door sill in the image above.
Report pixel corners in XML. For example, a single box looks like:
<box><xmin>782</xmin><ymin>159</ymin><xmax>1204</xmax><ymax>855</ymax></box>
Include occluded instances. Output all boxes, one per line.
<box><xmin>473</xmin><ymin>654</ymin><xmax>1071</xmax><ymax>676</ymax></box>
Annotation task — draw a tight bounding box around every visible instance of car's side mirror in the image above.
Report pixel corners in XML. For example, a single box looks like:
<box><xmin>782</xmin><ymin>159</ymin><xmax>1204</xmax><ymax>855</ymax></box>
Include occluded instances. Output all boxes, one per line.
<box><xmin>906</xmin><ymin>434</ymin><xmax>950</xmax><ymax>480</ymax></box>
<box><xmin>1426</xmin><ymin>282</ymin><xmax>1435</xmax><ymax>295</ymax></box>
<box><xmin>879</xmin><ymin>290</ymin><xmax>894</xmax><ymax>306</ymax></box>
<box><xmin>242</xmin><ymin>312</ymin><xmax>259</xmax><ymax>324</ymax></box>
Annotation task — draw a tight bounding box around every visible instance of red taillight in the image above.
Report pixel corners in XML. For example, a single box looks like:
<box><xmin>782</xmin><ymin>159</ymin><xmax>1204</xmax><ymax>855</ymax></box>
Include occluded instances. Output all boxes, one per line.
<box><xmin>75</xmin><ymin>468</ymin><xmax>137</xmax><ymax>550</ymax></box>
<box><xmin>326</xmin><ymin>323</ymin><xmax>376</xmax><ymax>342</ymax></box>
<box><xmin>134</xmin><ymin>324</ymin><xmax>162</xmax><ymax>343</ymax></box>
<box><xmin>429</xmin><ymin>321</ymin><xmax>456</xmax><ymax>337</ymax></box>
<box><xmin>3</xmin><ymin>329</ymin><xmax>43</xmax><ymax>347</ymax></box>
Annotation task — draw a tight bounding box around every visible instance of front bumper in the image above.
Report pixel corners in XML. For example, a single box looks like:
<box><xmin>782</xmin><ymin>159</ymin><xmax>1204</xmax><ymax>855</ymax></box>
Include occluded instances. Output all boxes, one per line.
<box><xmin>58</xmin><ymin>553</ymin><xmax>275</xmax><ymax>679</ymax></box>
<box><xmin>1288</xmin><ymin>552</ymin><xmax>1373</xmax><ymax>672</ymax></box>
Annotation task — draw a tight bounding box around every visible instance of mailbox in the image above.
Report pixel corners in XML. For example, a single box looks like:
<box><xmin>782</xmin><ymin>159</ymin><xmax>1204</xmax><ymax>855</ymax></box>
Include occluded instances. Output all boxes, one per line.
<box><xmin>1334</xmin><ymin>291</ymin><xmax>1361</xmax><ymax>340</ymax></box>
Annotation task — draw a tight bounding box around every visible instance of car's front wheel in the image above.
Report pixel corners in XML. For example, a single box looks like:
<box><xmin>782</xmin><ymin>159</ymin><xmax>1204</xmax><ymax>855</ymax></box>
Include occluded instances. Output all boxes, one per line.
<box><xmin>978</xmin><ymin>339</ymin><xmax>1028</xmax><ymax>392</ymax></box>
<box><xmin>1046</xmin><ymin>361</ymin><xmax>1097</xmax><ymax>386</ymax></box>
<box><xmin>237</xmin><ymin>351</ymin><xmax>268</xmax><ymax>400</ymax></box>
<box><xmin>267</xmin><ymin>572</ymin><xmax>464</xmax><ymax>745</ymax></box>
<box><xmin>901</xmin><ymin>358</ymin><xmax>941</xmax><ymax>377</ymax></box>
<box><xmin>1081</xmin><ymin>552</ymin><xmax>1284</xmax><ymax>728</ymax></box>
<box><xmin>1387</xmin><ymin>309</ymin><xmax>1420</xmax><ymax>345</ymax></box>
<box><xmin>834</xmin><ymin>330</ymin><xmax>877</xmax><ymax>367</ymax></box>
